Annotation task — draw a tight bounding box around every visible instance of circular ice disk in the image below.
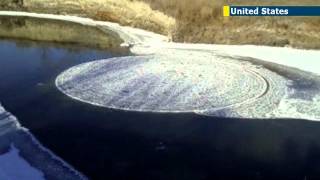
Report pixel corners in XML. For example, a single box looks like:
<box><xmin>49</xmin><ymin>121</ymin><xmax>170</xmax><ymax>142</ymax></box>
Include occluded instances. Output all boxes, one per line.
<box><xmin>56</xmin><ymin>55</ymin><xmax>268</xmax><ymax>112</ymax></box>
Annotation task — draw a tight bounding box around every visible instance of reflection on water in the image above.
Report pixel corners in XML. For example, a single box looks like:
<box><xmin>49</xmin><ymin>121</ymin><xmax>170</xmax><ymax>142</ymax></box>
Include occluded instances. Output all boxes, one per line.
<box><xmin>0</xmin><ymin>16</ymin><xmax>123</xmax><ymax>49</ymax></box>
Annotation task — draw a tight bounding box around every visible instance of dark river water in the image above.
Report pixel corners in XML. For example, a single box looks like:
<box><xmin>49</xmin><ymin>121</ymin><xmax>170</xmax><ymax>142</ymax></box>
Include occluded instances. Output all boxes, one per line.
<box><xmin>1</xmin><ymin>21</ymin><xmax>320</xmax><ymax>180</ymax></box>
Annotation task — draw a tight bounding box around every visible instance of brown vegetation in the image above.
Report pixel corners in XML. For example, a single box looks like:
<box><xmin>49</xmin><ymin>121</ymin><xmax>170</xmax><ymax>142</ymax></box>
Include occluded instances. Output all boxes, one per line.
<box><xmin>1</xmin><ymin>0</ymin><xmax>320</xmax><ymax>49</ymax></box>
<box><xmin>0</xmin><ymin>16</ymin><xmax>123</xmax><ymax>49</ymax></box>
<box><xmin>141</xmin><ymin>0</ymin><xmax>320</xmax><ymax>49</ymax></box>
<box><xmin>21</xmin><ymin>0</ymin><xmax>175</xmax><ymax>35</ymax></box>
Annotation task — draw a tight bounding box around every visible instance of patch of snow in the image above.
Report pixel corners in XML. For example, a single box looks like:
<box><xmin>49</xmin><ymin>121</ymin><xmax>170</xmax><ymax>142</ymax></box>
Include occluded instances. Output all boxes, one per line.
<box><xmin>269</xmin><ymin>94</ymin><xmax>320</xmax><ymax>120</ymax></box>
<box><xmin>155</xmin><ymin>43</ymin><xmax>320</xmax><ymax>75</ymax></box>
<box><xmin>212</xmin><ymin>45</ymin><xmax>320</xmax><ymax>76</ymax></box>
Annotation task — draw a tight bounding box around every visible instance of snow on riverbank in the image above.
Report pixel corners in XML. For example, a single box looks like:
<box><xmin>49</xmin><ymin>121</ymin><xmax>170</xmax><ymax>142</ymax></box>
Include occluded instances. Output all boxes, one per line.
<box><xmin>213</xmin><ymin>45</ymin><xmax>320</xmax><ymax>76</ymax></box>
<box><xmin>159</xmin><ymin>43</ymin><xmax>320</xmax><ymax>76</ymax></box>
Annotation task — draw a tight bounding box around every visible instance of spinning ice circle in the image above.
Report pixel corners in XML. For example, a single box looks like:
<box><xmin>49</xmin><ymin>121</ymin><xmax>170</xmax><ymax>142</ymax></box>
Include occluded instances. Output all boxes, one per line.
<box><xmin>56</xmin><ymin>55</ymin><xmax>269</xmax><ymax>113</ymax></box>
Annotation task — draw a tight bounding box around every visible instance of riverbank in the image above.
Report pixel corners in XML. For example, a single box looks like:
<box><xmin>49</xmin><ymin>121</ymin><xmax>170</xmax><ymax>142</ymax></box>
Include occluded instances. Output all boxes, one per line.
<box><xmin>0</xmin><ymin>0</ymin><xmax>175</xmax><ymax>35</ymax></box>
<box><xmin>1</xmin><ymin>11</ymin><xmax>320</xmax><ymax>120</ymax></box>
<box><xmin>1</xmin><ymin>0</ymin><xmax>320</xmax><ymax>49</ymax></box>
<box><xmin>0</xmin><ymin>16</ymin><xmax>123</xmax><ymax>49</ymax></box>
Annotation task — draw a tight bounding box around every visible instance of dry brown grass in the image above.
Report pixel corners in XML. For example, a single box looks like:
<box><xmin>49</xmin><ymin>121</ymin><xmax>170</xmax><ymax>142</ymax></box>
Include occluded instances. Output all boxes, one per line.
<box><xmin>21</xmin><ymin>0</ymin><xmax>175</xmax><ymax>35</ymax></box>
<box><xmin>2</xmin><ymin>0</ymin><xmax>320</xmax><ymax>49</ymax></box>
<box><xmin>140</xmin><ymin>0</ymin><xmax>320</xmax><ymax>49</ymax></box>
<box><xmin>0</xmin><ymin>16</ymin><xmax>123</xmax><ymax>49</ymax></box>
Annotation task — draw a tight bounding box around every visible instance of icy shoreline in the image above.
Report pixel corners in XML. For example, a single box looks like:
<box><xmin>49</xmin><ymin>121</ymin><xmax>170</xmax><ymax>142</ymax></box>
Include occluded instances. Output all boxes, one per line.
<box><xmin>0</xmin><ymin>104</ymin><xmax>87</xmax><ymax>179</ymax></box>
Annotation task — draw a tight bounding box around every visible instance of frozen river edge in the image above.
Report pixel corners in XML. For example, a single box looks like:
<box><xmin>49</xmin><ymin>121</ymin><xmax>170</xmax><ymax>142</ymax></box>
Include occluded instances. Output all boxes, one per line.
<box><xmin>0</xmin><ymin>10</ymin><xmax>320</xmax><ymax>180</ymax></box>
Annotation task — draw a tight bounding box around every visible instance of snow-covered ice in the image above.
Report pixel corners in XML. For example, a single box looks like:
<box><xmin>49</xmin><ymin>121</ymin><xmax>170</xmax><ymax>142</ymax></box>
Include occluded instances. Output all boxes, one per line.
<box><xmin>0</xmin><ymin>144</ymin><xmax>45</xmax><ymax>180</ymax></box>
<box><xmin>56</xmin><ymin>49</ymin><xmax>289</xmax><ymax>118</ymax></box>
<box><xmin>0</xmin><ymin>104</ymin><xmax>87</xmax><ymax>179</ymax></box>
<box><xmin>56</xmin><ymin>53</ymin><xmax>268</xmax><ymax>112</ymax></box>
